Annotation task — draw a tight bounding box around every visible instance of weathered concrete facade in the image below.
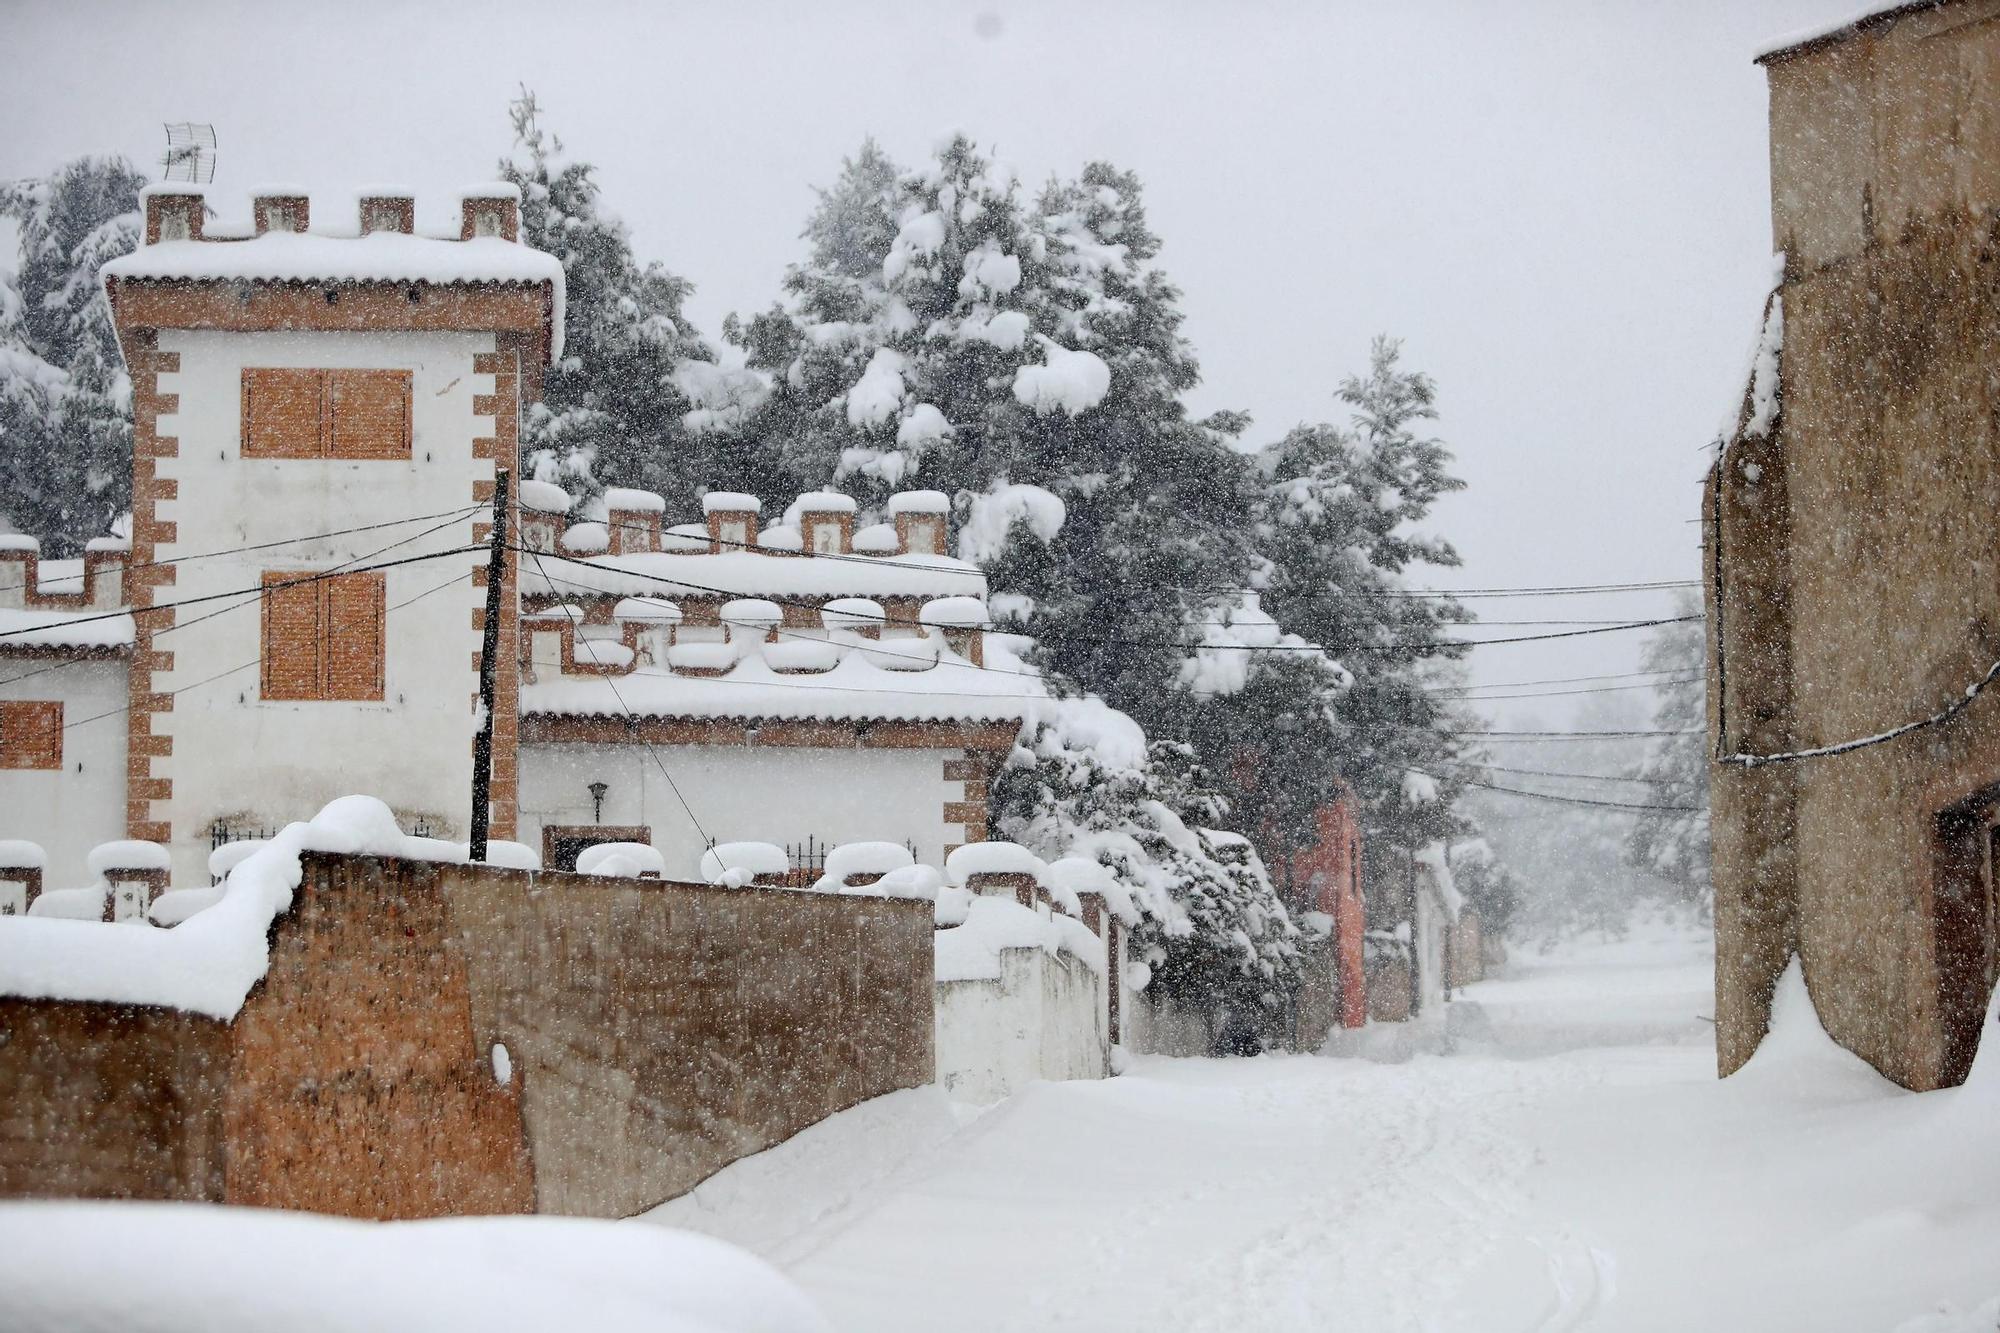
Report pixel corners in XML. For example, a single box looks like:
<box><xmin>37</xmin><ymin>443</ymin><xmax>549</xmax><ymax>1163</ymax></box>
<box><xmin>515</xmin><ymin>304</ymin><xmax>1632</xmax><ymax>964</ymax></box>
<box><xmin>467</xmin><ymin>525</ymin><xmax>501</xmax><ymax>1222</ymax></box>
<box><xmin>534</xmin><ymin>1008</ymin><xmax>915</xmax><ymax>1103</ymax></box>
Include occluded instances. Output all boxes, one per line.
<box><xmin>0</xmin><ymin>852</ymin><xmax>932</xmax><ymax>1215</ymax></box>
<box><xmin>1710</xmin><ymin>0</ymin><xmax>2000</xmax><ymax>1087</ymax></box>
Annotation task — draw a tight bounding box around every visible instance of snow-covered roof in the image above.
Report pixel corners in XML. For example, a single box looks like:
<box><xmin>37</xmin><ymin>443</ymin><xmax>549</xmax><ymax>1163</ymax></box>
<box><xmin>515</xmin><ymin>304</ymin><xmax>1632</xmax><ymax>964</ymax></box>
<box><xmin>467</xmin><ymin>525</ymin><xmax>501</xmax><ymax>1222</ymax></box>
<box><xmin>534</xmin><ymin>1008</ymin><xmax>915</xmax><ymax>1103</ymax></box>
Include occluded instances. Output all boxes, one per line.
<box><xmin>103</xmin><ymin>231</ymin><xmax>562</xmax><ymax>290</ymax></box>
<box><xmin>522</xmin><ymin>549</ymin><xmax>987</xmax><ymax>602</ymax></box>
<box><xmin>1755</xmin><ymin>1</ymin><xmax>1937</xmax><ymax>61</ymax></box>
<box><xmin>102</xmin><ymin>189</ymin><xmax>567</xmax><ymax>358</ymax></box>
<box><xmin>0</xmin><ymin>607</ymin><xmax>133</xmax><ymax>652</ymax></box>
<box><xmin>702</xmin><ymin>492</ymin><xmax>763</xmax><ymax>515</ymax></box>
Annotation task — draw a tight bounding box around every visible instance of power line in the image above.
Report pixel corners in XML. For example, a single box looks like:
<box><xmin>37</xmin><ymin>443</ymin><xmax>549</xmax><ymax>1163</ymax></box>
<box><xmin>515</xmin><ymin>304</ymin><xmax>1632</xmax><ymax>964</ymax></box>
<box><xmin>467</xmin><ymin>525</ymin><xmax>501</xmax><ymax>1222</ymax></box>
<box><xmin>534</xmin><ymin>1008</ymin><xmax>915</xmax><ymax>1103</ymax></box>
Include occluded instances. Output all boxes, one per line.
<box><xmin>1445</xmin><ymin>761</ymin><xmax>1683</xmax><ymax>787</ymax></box>
<box><xmin>0</xmin><ymin>505</ymin><xmax>483</xmax><ymax>595</ymax></box>
<box><xmin>0</xmin><ymin>546</ymin><xmax>483</xmax><ymax>642</ymax></box>
<box><xmin>1461</xmin><ymin>727</ymin><xmax>1697</xmax><ymax>738</ymax></box>
<box><xmin>525</xmin><ymin>549</ymin><xmax>718</xmax><ymax>855</ymax></box>
<box><xmin>1720</xmin><ymin>652</ymin><xmax>2000</xmax><ymax>768</ymax></box>
<box><xmin>1454</xmin><ymin>778</ymin><xmax>1705</xmax><ymax>814</ymax></box>
<box><xmin>584</xmin><ymin>510</ymin><xmax>1697</xmax><ymax>601</ymax></box>
<box><xmin>1</xmin><ymin>511</ymin><xmax>483</xmax><ymax>688</ymax></box>
<box><xmin>1428</xmin><ymin>666</ymin><xmax>1692</xmax><ymax>691</ymax></box>
<box><xmin>58</xmin><ymin>566</ymin><xmax>471</xmax><ymax>734</ymax></box>
<box><xmin>521</xmin><ymin>546</ymin><xmax>1696</xmax><ymax>655</ymax></box>
<box><xmin>1429</xmin><ymin>675</ymin><xmax>1704</xmax><ymax>703</ymax></box>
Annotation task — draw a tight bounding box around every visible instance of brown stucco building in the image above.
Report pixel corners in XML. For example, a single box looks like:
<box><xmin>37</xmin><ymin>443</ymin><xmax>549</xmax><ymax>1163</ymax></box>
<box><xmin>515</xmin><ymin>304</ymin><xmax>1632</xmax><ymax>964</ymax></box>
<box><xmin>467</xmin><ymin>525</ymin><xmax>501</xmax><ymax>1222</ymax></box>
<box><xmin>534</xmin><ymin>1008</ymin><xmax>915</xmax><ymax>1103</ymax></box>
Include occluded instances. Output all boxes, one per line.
<box><xmin>1708</xmin><ymin>0</ymin><xmax>2000</xmax><ymax>1089</ymax></box>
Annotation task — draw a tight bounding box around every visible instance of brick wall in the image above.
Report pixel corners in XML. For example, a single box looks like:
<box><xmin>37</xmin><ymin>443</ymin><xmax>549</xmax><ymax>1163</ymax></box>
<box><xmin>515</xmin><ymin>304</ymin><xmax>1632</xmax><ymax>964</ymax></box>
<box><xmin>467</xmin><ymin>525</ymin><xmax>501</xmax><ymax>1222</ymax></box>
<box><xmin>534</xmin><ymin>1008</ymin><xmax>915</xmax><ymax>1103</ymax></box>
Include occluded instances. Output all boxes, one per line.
<box><xmin>444</xmin><ymin>862</ymin><xmax>934</xmax><ymax>1215</ymax></box>
<box><xmin>0</xmin><ymin>851</ymin><xmax>934</xmax><ymax>1217</ymax></box>
<box><xmin>0</xmin><ymin>1001</ymin><xmax>229</xmax><ymax>1202</ymax></box>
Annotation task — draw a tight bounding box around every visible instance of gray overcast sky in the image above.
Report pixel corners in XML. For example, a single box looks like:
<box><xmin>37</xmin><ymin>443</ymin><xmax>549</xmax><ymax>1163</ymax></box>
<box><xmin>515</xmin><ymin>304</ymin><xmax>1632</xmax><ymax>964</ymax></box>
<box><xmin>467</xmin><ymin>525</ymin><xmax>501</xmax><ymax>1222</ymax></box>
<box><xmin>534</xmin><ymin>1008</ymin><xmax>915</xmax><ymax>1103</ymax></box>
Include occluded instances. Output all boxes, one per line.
<box><xmin>2</xmin><ymin>0</ymin><xmax>1839</xmax><ymax>715</ymax></box>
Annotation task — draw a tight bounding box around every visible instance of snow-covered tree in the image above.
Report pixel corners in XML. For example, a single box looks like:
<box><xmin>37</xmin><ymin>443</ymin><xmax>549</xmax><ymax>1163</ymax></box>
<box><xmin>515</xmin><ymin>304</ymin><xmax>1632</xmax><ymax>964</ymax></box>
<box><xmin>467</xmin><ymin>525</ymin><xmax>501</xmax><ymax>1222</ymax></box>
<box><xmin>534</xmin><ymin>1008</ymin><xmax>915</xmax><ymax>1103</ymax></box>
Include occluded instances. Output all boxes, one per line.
<box><xmin>739</xmin><ymin>137</ymin><xmax>1298</xmax><ymax>1021</ymax></box>
<box><xmin>1248</xmin><ymin>339</ymin><xmax>1473</xmax><ymax>881</ymax></box>
<box><xmin>0</xmin><ymin>157</ymin><xmax>143</xmax><ymax>551</ymax></box>
<box><xmin>994</xmin><ymin>706</ymin><xmax>1302</xmax><ymax>1030</ymax></box>
<box><xmin>501</xmin><ymin>89</ymin><xmax>757</xmax><ymax>512</ymax></box>
<box><xmin>1625</xmin><ymin>592</ymin><xmax>1711</xmax><ymax>909</ymax></box>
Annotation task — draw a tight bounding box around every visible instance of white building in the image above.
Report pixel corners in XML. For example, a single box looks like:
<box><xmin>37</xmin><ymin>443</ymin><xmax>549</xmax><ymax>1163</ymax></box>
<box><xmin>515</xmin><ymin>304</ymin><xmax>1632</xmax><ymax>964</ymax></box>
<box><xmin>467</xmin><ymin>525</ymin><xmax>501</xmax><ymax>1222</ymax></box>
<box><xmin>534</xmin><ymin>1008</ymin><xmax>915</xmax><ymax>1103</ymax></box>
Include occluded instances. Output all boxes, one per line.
<box><xmin>513</xmin><ymin>485</ymin><xmax>1040</xmax><ymax>878</ymax></box>
<box><xmin>1</xmin><ymin>185</ymin><xmax>1043</xmax><ymax>895</ymax></box>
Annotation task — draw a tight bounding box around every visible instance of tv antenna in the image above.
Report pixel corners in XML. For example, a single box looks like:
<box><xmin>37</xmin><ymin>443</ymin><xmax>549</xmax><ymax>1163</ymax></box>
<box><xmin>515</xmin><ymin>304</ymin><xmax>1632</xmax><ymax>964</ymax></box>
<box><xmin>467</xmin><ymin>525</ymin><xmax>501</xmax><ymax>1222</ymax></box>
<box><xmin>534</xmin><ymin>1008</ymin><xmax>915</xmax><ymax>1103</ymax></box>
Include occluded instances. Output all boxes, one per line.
<box><xmin>160</xmin><ymin>123</ymin><xmax>217</xmax><ymax>184</ymax></box>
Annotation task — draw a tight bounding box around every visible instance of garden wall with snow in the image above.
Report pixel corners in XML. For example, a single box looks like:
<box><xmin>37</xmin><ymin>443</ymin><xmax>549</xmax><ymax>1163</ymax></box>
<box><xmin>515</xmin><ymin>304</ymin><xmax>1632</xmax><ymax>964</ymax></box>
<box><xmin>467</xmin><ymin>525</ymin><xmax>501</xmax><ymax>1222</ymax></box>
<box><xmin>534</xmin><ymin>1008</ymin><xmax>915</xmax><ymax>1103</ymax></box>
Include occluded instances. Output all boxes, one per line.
<box><xmin>930</xmin><ymin>846</ymin><xmax>1126</xmax><ymax>1102</ymax></box>
<box><xmin>0</xmin><ymin>799</ymin><xmax>933</xmax><ymax>1217</ymax></box>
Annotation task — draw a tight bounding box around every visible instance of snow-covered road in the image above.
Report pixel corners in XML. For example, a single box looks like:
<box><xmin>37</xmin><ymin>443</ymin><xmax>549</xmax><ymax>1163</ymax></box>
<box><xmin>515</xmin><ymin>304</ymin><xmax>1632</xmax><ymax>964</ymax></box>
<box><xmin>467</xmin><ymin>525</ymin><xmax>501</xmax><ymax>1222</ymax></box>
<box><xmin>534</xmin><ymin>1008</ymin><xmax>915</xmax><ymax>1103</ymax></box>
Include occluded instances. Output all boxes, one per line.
<box><xmin>650</xmin><ymin>926</ymin><xmax>2000</xmax><ymax>1332</ymax></box>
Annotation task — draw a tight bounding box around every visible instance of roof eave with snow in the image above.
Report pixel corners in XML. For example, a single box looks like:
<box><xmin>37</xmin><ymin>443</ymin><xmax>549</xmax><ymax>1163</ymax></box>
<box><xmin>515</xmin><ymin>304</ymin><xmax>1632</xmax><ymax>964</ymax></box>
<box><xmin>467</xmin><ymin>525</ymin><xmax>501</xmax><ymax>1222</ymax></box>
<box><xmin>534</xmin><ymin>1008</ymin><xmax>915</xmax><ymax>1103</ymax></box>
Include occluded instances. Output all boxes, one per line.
<box><xmin>1754</xmin><ymin>0</ymin><xmax>1943</xmax><ymax>64</ymax></box>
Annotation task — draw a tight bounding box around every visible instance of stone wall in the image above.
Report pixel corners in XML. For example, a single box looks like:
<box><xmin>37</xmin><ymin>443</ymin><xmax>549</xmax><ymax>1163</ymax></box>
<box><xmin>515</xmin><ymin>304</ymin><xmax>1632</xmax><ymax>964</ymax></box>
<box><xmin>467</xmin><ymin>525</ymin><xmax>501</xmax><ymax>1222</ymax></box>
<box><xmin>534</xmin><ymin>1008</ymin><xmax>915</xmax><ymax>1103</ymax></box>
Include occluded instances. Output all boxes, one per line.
<box><xmin>1713</xmin><ymin>0</ymin><xmax>2000</xmax><ymax>1088</ymax></box>
<box><xmin>442</xmin><ymin>862</ymin><xmax>933</xmax><ymax>1215</ymax></box>
<box><xmin>0</xmin><ymin>851</ymin><xmax>934</xmax><ymax>1215</ymax></box>
<box><xmin>0</xmin><ymin>1001</ymin><xmax>228</xmax><ymax>1202</ymax></box>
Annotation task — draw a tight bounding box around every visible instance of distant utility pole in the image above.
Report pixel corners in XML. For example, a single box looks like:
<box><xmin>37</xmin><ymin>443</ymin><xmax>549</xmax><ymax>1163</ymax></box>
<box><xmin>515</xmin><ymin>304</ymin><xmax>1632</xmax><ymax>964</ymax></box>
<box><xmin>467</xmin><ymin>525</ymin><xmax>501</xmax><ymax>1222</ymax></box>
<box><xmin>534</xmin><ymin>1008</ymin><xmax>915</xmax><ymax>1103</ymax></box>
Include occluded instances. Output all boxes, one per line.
<box><xmin>469</xmin><ymin>467</ymin><xmax>511</xmax><ymax>862</ymax></box>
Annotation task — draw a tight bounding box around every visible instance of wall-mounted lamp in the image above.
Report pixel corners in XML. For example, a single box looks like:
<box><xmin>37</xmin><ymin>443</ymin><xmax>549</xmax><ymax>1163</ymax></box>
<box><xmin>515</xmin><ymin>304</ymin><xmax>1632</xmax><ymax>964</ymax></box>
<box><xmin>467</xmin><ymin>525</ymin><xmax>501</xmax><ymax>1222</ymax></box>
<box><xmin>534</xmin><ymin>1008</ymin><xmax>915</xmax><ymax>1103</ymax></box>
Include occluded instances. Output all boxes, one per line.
<box><xmin>587</xmin><ymin>781</ymin><xmax>609</xmax><ymax>823</ymax></box>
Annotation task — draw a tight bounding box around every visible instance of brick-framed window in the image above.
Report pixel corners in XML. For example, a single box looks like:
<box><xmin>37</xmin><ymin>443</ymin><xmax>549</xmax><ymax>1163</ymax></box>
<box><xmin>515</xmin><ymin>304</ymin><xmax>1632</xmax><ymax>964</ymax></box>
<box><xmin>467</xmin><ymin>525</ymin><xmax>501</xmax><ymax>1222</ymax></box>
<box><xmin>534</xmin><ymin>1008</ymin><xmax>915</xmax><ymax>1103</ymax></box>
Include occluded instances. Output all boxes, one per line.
<box><xmin>0</xmin><ymin>700</ymin><xmax>62</xmax><ymax>769</ymax></box>
<box><xmin>242</xmin><ymin>368</ymin><xmax>412</xmax><ymax>460</ymax></box>
<box><xmin>260</xmin><ymin>570</ymin><xmax>386</xmax><ymax>702</ymax></box>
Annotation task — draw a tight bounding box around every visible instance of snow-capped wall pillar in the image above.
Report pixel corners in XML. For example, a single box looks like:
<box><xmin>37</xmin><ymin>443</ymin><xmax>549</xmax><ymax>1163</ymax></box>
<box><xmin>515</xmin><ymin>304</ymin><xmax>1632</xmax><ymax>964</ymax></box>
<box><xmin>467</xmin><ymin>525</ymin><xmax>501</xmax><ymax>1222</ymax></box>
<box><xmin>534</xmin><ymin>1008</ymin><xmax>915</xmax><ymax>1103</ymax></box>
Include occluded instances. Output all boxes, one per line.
<box><xmin>604</xmin><ymin>488</ymin><xmax>665</xmax><ymax>555</ymax></box>
<box><xmin>703</xmin><ymin>493</ymin><xmax>762</xmax><ymax>553</ymax></box>
<box><xmin>459</xmin><ymin>186</ymin><xmax>520</xmax><ymax>242</ymax></box>
<box><xmin>796</xmin><ymin>492</ymin><xmax>858</xmax><ymax>557</ymax></box>
<box><xmin>358</xmin><ymin>192</ymin><xmax>415</xmax><ymax>236</ymax></box>
<box><xmin>251</xmin><ymin>191</ymin><xmax>310</xmax><ymax>235</ymax></box>
<box><xmin>888</xmin><ymin>490</ymin><xmax>952</xmax><ymax>556</ymax></box>
<box><xmin>966</xmin><ymin>872</ymin><xmax>1038</xmax><ymax>908</ymax></box>
<box><xmin>143</xmin><ymin>187</ymin><xmax>205</xmax><ymax>246</ymax></box>
<box><xmin>0</xmin><ymin>843</ymin><xmax>44</xmax><ymax>916</ymax></box>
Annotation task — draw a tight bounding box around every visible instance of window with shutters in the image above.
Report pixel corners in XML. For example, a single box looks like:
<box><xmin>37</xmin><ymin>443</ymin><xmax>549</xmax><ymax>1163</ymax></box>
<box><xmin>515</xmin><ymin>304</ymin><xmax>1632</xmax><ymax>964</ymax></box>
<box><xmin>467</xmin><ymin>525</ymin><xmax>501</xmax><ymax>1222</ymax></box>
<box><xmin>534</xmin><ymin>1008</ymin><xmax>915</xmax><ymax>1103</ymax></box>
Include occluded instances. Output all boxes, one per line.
<box><xmin>0</xmin><ymin>700</ymin><xmax>62</xmax><ymax>769</ymax></box>
<box><xmin>260</xmin><ymin>570</ymin><xmax>386</xmax><ymax>702</ymax></box>
<box><xmin>241</xmin><ymin>368</ymin><xmax>412</xmax><ymax>460</ymax></box>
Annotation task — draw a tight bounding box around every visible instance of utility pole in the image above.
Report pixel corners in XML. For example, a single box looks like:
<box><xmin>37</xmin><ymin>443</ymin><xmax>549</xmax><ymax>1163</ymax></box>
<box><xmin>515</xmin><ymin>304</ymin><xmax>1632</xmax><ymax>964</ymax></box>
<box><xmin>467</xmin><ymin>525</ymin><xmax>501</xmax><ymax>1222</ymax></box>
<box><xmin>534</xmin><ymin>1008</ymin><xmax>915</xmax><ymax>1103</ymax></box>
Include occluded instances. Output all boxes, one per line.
<box><xmin>469</xmin><ymin>467</ymin><xmax>510</xmax><ymax>862</ymax></box>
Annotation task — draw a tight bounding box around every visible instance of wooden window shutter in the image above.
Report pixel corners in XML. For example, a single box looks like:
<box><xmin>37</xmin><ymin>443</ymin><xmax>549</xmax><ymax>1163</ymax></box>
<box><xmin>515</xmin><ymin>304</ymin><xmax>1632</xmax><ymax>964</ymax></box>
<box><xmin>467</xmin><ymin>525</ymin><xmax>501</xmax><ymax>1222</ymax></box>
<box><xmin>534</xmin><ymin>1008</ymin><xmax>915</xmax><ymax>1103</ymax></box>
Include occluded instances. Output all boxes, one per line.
<box><xmin>242</xmin><ymin>369</ymin><xmax>327</xmax><ymax>458</ymax></box>
<box><xmin>260</xmin><ymin>572</ymin><xmax>324</xmax><ymax>700</ymax></box>
<box><xmin>328</xmin><ymin>370</ymin><xmax>413</xmax><ymax>459</ymax></box>
<box><xmin>0</xmin><ymin>700</ymin><xmax>62</xmax><ymax>770</ymax></box>
<box><xmin>322</xmin><ymin>571</ymin><xmax>386</xmax><ymax>701</ymax></box>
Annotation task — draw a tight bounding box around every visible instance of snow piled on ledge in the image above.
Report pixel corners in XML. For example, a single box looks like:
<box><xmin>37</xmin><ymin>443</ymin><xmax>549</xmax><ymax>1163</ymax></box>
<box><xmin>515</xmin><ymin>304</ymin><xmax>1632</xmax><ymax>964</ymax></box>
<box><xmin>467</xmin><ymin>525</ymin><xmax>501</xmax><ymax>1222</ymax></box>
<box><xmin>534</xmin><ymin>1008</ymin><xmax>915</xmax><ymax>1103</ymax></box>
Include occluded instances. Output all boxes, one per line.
<box><xmin>0</xmin><ymin>1202</ymin><xmax>830</xmax><ymax>1333</ymax></box>
<box><xmin>0</xmin><ymin>796</ymin><xmax>523</xmax><ymax>1021</ymax></box>
<box><xmin>101</xmin><ymin>232</ymin><xmax>567</xmax><ymax>358</ymax></box>
<box><xmin>0</xmin><ymin>607</ymin><xmax>134</xmax><ymax>650</ymax></box>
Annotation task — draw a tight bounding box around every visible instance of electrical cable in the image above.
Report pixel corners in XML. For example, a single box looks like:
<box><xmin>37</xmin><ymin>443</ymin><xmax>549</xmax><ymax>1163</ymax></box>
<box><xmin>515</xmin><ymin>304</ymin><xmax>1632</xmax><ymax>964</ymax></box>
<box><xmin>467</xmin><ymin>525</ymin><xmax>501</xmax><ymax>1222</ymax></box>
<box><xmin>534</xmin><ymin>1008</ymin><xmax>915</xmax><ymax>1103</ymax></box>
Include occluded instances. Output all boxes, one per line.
<box><xmin>0</xmin><ymin>505</ymin><xmax>483</xmax><ymax>596</ymax></box>
<box><xmin>525</xmin><ymin>549</ymin><xmax>719</xmax><ymax>853</ymax></box>
<box><xmin>59</xmin><ymin>566</ymin><xmax>472</xmax><ymax>734</ymax></box>
<box><xmin>1</xmin><ymin>511</ymin><xmax>484</xmax><ymax>687</ymax></box>
<box><xmin>0</xmin><ymin>546</ymin><xmax>484</xmax><ymax>641</ymax></box>
<box><xmin>519</xmin><ymin>546</ymin><xmax>1696</xmax><ymax>654</ymax></box>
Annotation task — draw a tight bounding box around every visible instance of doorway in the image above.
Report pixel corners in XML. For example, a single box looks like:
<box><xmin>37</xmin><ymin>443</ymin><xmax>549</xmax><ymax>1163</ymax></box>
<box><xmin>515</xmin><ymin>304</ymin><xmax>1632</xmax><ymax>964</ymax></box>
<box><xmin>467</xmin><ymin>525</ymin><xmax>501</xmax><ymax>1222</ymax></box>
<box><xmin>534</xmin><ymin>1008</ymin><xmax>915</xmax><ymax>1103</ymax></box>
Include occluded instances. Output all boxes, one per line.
<box><xmin>1932</xmin><ymin>795</ymin><xmax>2000</xmax><ymax>1084</ymax></box>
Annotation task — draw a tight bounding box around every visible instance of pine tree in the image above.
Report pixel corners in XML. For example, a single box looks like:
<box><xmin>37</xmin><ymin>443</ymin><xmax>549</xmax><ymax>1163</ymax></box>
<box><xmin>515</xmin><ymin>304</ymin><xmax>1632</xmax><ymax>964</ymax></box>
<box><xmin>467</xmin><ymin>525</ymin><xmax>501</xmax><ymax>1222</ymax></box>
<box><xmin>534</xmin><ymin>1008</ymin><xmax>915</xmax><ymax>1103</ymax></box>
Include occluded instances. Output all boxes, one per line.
<box><xmin>0</xmin><ymin>157</ymin><xmax>144</xmax><ymax>551</ymax></box>
<box><xmin>500</xmin><ymin>89</ymin><xmax>754</xmax><ymax>512</ymax></box>
<box><xmin>994</xmin><ymin>719</ymin><xmax>1303</xmax><ymax>1028</ymax></box>
<box><xmin>1625</xmin><ymin>592</ymin><xmax>1711</xmax><ymax>910</ymax></box>
<box><xmin>741</xmin><ymin>138</ymin><xmax>1302</xmax><ymax>1025</ymax></box>
<box><xmin>1248</xmin><ymin>339</ymin><xmax>1474</xmax><ymax>883</ymax></box>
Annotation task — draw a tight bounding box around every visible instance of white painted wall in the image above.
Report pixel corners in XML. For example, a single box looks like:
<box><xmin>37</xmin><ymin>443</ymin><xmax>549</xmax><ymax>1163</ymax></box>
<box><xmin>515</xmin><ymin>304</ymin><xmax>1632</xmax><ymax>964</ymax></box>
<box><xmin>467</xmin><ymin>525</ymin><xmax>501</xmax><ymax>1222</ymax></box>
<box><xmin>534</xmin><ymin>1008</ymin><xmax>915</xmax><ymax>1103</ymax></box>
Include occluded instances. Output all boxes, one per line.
<box><xmin>1413</xmin><ymin>878</ymin><xmax>1450</xmax><ymax>1018</ymax></box>
<box><xmin>519</xmin><ymin>741</ymin><xmax>960</xmax><ymax>877</ymax></box>
<box><xmin>1124</xmin><ymin>988</ymin><xmax>1215</xmax><ymax>1058</ymax></box>
<box><xmin>0</xmin><ymin>660</ymin><xmax>126</xmax><ymax>888</ymax></box>
<box><xmin>149</xmin><ymin>329</ymin><xmax>497</xmax><ymax>884</ymax></box>
<box><xmin>934</xmin><ymin>942</ymin><xmax>1109</xmax><ymax>1104</ymax></box>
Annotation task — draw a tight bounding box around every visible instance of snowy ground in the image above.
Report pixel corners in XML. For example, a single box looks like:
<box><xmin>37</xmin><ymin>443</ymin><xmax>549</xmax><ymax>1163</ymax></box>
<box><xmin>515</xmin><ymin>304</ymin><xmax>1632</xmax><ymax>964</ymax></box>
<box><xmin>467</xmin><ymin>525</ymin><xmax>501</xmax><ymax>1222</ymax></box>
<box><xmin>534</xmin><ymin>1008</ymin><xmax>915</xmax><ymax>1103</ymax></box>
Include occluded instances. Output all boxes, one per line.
<box><xmin>651</xmin><ymin>923</ymin><xmax>2000</xmax><ymax>1333</ymax></box>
